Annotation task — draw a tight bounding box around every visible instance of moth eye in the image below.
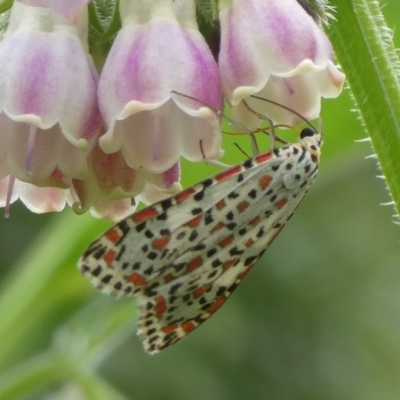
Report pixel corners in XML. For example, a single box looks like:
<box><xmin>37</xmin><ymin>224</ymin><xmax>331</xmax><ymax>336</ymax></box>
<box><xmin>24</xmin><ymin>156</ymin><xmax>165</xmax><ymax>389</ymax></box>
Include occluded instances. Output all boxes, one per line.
<box><xmin>300</xmin><ymin>128</ymin><xmax>315</xmax><ymax>139</ymax></box>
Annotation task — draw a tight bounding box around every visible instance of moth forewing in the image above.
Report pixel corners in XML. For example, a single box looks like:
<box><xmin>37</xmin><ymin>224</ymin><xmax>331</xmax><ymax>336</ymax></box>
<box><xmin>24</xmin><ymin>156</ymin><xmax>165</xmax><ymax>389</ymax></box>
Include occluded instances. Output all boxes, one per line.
<box><xmin>78</xmin><ymin>125</ymin><xmax>322</xmax><ymax>353</ymax></box>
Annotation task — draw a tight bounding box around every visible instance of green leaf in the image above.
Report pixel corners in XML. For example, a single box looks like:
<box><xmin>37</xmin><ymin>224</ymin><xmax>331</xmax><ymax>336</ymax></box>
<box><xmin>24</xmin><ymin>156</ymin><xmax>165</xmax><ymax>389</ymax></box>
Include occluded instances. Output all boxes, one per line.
<box><xmin>328</xmin><ymin>0</ymin><xmax>400</xmax><ymax>217</ymax></box>
<box><xmin>0</xmin><ymin>0</ymin><xmax>12</xmax><ymax>15</ymax></box>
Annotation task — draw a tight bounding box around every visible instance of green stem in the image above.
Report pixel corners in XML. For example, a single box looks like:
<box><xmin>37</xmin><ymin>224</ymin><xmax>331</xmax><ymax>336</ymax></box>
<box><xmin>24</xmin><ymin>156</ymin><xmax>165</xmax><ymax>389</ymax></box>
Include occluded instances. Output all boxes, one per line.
<box><xmin>77</xmin><ymin>371</ymin><xmax>130</xmax><ymax>400</ymax></box>
<box><xmin>0</xmin><ymin>353</ymin><xmax>70</xmax><ymax>400</ymax></box>
<box><xmin>0</xmin><ymin>212</ymin><xmax>110</xmax><ymax>369</ymax></box>
<box><xmin>328</xmin><ymin>0</ymin><xmax>400</xmax><ymax>215</ymax></box>
<box><xmin>0</xmin><ymin>351</ymin><xmax>129</xmax><ymax>400</ymax></box>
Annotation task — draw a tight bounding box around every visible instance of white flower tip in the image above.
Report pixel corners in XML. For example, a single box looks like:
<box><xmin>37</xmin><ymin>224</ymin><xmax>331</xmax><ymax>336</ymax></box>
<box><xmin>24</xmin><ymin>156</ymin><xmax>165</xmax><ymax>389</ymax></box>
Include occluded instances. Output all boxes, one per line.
<box><xmin>277</xmin><ymin>59</ymin><xmax>326</xmax><ymax>77</ymax></box>
<box><xmin>319</xmin><ymin>61</ymin><xmax>346</xmax><ymax>98</ymax></box>
<box><xmin>119</xmin><ymin>100</ymin><xmax>168</xmax><ymax>120</ymax></box>
<box><xmin>230</xmin><ymin>86</ymin><xmax>260</xmax><ymax>106</ymax></box>
<box><xmin>329</xmin><ymin>61</ymin><xmax>346</xmax><ymax>90</ymax></box>
<box><xmin>7</xmin><ymin>113</ymin><xmax>45</xmax><ymax>127</ymax></box>
<box><xmin>187</xmin><ymin>106</ymin><xmax>219</xmax><ymax>123</ymax></box>
<box><xmin>64</xmin><ymin>135</ymin><xmax>90</xmax><ymax>151</ymax></box>
<box><xmin>90</xmin><ymin>198</ymin><xmax>137</xmax><ymax>222</ymax></box>
<box><xmin>164</xmin><ymin>182</ymin><xmax>183</xmax><ymax>194</ymax></box>
<box><xmin>106</xmin><ymin>186</ymin><xmax>142</xmax><ymax>202</ymax></box>
<box><xmin>169</xmin><ymin>97</ymin><xmax>220</xmax><ymax>125</ymax></box>
<box><xmin>139</xmin><ymin>182</ymin><xmax>183</xmax><ymax>205</ymax></box>
<box><xmin>99</xmin><ymin>132</ymin><xmax>120</xmax><ymax>154</ymax></box>
<box><xmin>218</xmin><ymin>148</ymin><xmax>225</xmax><ymax>160</ymax></box>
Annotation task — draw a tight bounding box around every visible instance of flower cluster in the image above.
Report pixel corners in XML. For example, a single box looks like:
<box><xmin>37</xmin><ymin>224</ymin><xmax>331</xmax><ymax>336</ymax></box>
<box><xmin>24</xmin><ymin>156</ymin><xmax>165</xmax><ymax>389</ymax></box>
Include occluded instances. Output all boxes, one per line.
<box><xmin>0</xmin><ymin>0</ymin><xmax>345</xmax><ymax>220</ymax></box>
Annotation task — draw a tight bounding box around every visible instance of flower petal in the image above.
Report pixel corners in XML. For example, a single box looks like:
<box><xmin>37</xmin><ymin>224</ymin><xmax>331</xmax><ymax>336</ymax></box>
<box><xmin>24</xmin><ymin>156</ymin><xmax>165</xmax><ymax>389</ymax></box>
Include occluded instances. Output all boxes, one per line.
<box><xmin>18</xmin><ymin>0</ymin><xmax>90</xmax><ymax>23</ymax></box>
<box><xmin>98</xmin><ymin>0</ymin><xmax>223</xmax><ymax>173</ymax></box>
<box><xmin>90</xmin><ymin>198</ymin><xmax>137</xmax><ymax>222</ymax></box>
<box><xmin>0</xmin><ymin>175</ymin><xmax>70</xmax><ymax>213</ymax></box>
<box><xmin>0</xmin><ymin>3</ymin><xmax>101</xmax><ymax>144</ymax></box>
<box><xmin>219</xmin><ymin>0</ymin><xmax>345</xmax><ymax>125</ymax></box>
<box><xmin>0</xmin><ymin>1</ymin><xmax>101</xmax><ymax>189</ymax></box>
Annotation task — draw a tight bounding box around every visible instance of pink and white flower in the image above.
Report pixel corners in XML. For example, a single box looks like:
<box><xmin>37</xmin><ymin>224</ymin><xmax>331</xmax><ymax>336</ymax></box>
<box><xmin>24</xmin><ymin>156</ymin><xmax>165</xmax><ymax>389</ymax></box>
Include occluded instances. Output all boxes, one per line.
<box><xmin>72</xmin><ymin>144</ymin><xmax>181</xmax><ymax>220</ymax></box>
<box><xmin>0</xmin><ymin>175</ymin><xmax>72</xmax><ymax>216</ymax></box>
<box><xmin>219</xmin><ymin>0</ymin><xmax>345</xmax><ymax>128</ymax></box>
<box><xmin>98</xmin><ymin>0</ymin><xmax>224</xmax><ymax>175</ymax></box>
<box><xmin>0</xmin><ymin>0</ymin><xmax>101</xmax><ymax>214</ymax></box>
<box><xmin>0</xmin><ymin>0</ymin><xmax>346</xmax><ymax>219</ymax></box>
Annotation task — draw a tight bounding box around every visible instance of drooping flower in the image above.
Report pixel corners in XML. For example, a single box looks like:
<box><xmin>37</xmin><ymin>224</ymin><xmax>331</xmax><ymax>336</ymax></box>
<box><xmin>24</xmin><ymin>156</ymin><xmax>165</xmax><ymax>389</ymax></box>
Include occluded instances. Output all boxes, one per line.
<box><xmin>71</xmin><ymin>144</ymin><xmax>181</xmax><ymax>221</ymax></box>
<box><xmin>0</xmin><ymin>0</ymin><xmax>102</xmax><ymax>214</ymax></box>
<box><xmin>0</xmin><ymin>0</ymin><xmax>346</xmax><ymax>220</ymax></box>
<box><xmin>98</xmin><ymin>0</ymin><xmax>224</xmax><ymax>175</ymax></box>
<box><xmin>0</xmin><ymin>175</ymin><xmax>72</xmax><ymax>216</ymax></box>
<box><xmin>218</xmin><ymin>0</ymin><xmax>345</xmax><ymax>128</ymax></box>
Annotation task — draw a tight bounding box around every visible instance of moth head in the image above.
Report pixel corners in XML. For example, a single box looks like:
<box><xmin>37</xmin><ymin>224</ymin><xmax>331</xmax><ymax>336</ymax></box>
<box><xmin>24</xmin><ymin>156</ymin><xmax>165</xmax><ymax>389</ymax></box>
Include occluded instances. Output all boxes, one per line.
<box><xmin>300</xmin><ymin>127</ymin><xmax>322</xmax><ymax>160</ymax></box>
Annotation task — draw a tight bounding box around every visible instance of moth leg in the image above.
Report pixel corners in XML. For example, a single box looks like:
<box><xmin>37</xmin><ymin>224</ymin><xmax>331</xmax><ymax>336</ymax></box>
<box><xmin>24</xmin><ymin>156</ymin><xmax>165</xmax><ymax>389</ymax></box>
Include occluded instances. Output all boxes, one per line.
<box><xmin>199</xmin><ymin>140</ymin><xmax>230</xmax><ymax>168</ymax></box>
<box><xmin>242</xmin><ymin>100</ymin><xmax>289</xmax><ymax>148</ymax></box>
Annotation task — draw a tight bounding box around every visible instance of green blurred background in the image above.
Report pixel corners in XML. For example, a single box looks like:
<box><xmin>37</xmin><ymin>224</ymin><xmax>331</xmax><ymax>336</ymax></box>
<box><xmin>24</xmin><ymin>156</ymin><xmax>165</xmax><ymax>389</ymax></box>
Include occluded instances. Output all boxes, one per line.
<box><xmin>1</xmin><ymin>1</ymin><xmax>400</xmax><ymax>399</ymax></box>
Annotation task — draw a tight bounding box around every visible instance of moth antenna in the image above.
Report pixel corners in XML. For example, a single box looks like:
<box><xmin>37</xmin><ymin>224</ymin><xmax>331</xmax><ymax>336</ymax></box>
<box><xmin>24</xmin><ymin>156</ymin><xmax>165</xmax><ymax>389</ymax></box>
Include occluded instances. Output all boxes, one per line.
<box><xmin>171</xmin><ymin>90</ymin><xmax>260</xmax><ymax>155</ymax></box>
<box><xmin>199</xmin><ymin>139</ymin><xmax>230</xmax><ymax>168</ymax></box>
<box><xmin>79</xmin><ymin>96</ymin><xmax>323</xmax><ymax>353</ymax></box>
<box><xmin>249</xmin><ymin>95</ymin><xmax>318</xmax><ymax>132</ymax></box>
<box><xmin>242</xmin><ymin>99</ymin><xmax>289</xmax><ymax>146</ymax></box>
<box><xmin>233</xmin><ymin>142</ymin><xmax>251</xmax><ymax>159</ymax></box>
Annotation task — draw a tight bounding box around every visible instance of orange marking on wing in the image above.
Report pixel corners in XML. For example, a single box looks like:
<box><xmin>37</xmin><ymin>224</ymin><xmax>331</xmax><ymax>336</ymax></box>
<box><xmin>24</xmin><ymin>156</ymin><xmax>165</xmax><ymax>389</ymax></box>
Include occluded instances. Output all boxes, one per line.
<box><xmin>152</xmin><ymin>236</ymin><xmax>170</xmax><ymax>250</ymax></box>
<box><xmin>255</xmin><ymin>152</ymin><xmax>272</xmax><ymax>164</ymax></box>
<box><xmin>187</xmin><ymin>215</ymin><xmax>202</xmax><ymax>228</ymax></box>
<box><xmin>187</xmin><ymin>257</ymin><xmax>203</xmax><ymax>272</ymax></box>
<box><xmin>216</xmin><ymin>199</ymin><xmax>226</xmax><ymax>210</ymax></box>
<box><xmin>238</xmin><ymin>266</ymin><xmax>253</xmax><ymax>280</ymax></box>
<box><xmin>181</xmin><ymin>321</ymin><xmax>196</xmax><ymax>333</ymax></box>
<box><xmin>162</xmin><ymin>324</ymin><xmax>178</xmax><ymax>333</ymax></box>
<box><xmin>245</xmin><ymin>238</ymin><xmax>255</xmax><ymax>248</ymax></box>
<box><xmin>163</xmin><ymin>273</ymin><xmax>174</xmax><ymax>283</ymax></box>
<box><xmin>155</xmin><ymin>296</ymin><xmax>167</xmax><ymax>317</ymax></box>
<box><xmin>216</xmin><ymin>166</ymin><xmax>242</xmax><ymax>182</ymax></box>
<box><xmin>211</xmin><ymin>222</ymin><xmax>225</xmax><ymax>234</ymax></box>
<box><xmin>209</xmin><ymin>296</ymin><xmax>226</xmax><ymax>314</ymax></box>
<box><xmin>237</xmin><ymin>200</ymin><xmax>249</xmax><ymax>212</ymax></box>
<box><xmin>132</xmin><ymin>207</ymin><xmax>158</xmax><ymax>223</ymax></box>
<box><xmin>222</xmin><ymin>259</ymin><xmax>236</xmax><ymax>271</ymax></box>
<box><xmin>249</xmin><ymin>216</ymin><xmax>261</xmax><ymax>226</ymax></box>
<box><xmin>175</xmin><ymin>188</ymin><xmax>194</xmax><ymax>202</ymax></box>
<box><xmin>276</xmin><ymin>198</ymin><xmax>288</xmax><ymax>209</ymax></box>
<box><xmin>106</xmin><ymin>229</ymin><xmax>120</xmax><ymax>244</ymax></box>
<box><xmin>193</xmin><ymin>285</ymin><xmax>207</xmax><ymax>298</ymax></box>
<box><xmin>259</xmin><ymin>175</ymin><xmax>272</xmax><ymax>189</ymax></box>
<box><xmin>126</xmin><ymin>272</ymin><xmax>147</xmax><ymax>286</ymax></box>
<box><xmin>219</xmin><ymin>235</ymin><xmax>234</xmax><ymax>248</ymax></box>
<box><xmin>103</xmin><ymin>250</ymin><xmax>116</xmax><ymax>264</ymax></box>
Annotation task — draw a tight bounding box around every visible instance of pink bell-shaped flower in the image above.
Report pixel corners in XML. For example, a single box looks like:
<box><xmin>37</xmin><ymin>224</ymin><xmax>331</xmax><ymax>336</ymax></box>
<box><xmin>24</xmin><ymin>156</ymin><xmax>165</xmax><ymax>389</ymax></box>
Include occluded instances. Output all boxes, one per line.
<box><xmin>98</xmin><ymin>0</ymin><xmax>224</xmax><ymax>174</ymax></box>
<box><xmin>71</xmin><ymin>144</ymin><xmax>181</xmax><ymax>221</ymax></box>
<box><xmin>219</xmin><ymin>0</ymin><xmax>345</xmax><ymax>127</ymax></box>
<box><xmin>0</xmin><ymin>175</ymin><xmax>72</xmax><ymax>216</ymax></box>
<box><xmin>0</xmin><ymin>1</ymin><xmax>102</xmax><ymax>214</ymax></box>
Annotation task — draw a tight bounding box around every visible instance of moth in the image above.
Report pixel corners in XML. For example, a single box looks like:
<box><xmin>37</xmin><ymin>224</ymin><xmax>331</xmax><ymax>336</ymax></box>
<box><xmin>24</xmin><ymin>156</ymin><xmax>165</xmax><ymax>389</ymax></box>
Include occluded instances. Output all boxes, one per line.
<box><xmin>78</xmin><ymin>97</ymin><xmax>322</xmax><ymax>353</ymax></box>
